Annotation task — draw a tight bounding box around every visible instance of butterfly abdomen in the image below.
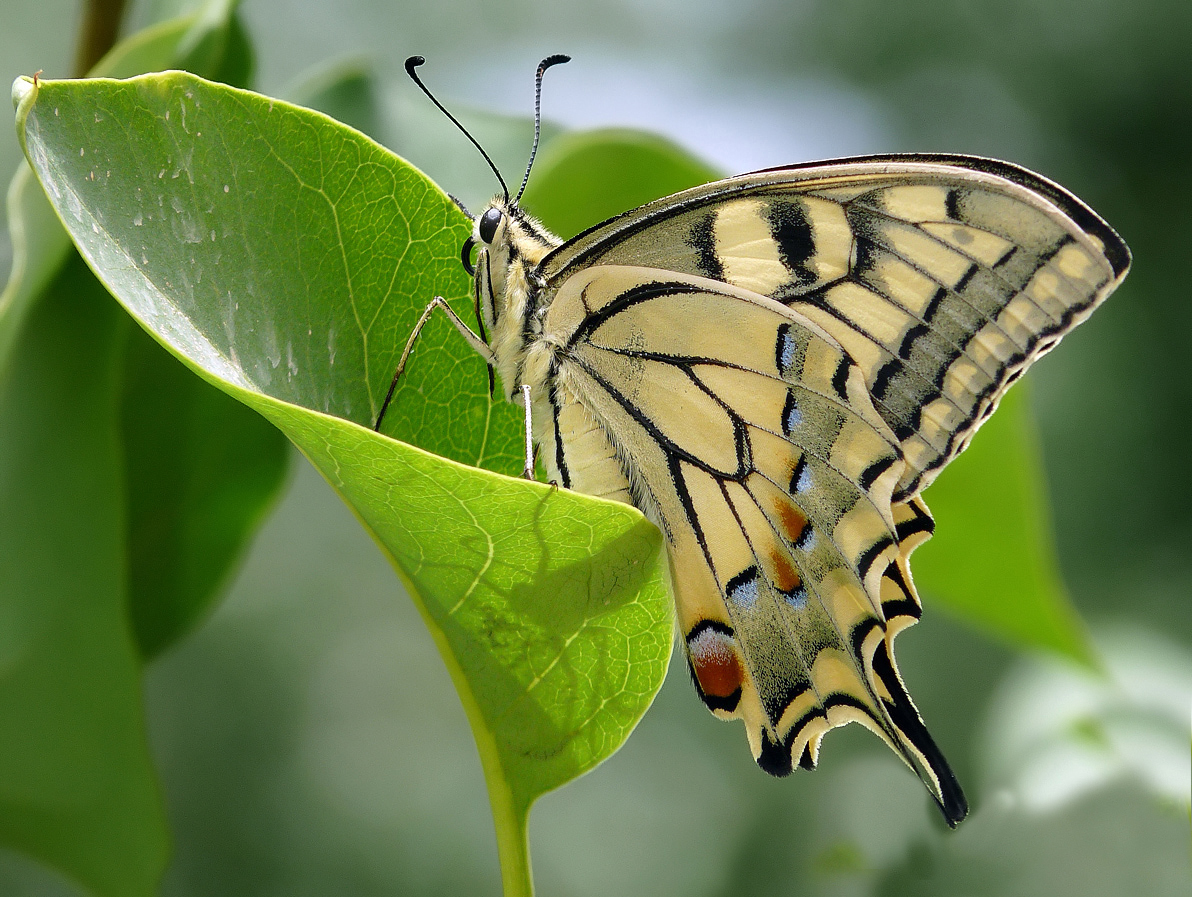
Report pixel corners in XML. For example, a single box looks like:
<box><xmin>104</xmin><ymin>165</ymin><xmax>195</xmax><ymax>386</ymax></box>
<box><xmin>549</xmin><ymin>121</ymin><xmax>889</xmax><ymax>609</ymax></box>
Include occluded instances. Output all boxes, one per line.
<box><xmin>545</xmin><ymin>375</ymin><xmax>635</xmax><ymax>504</ymax></box>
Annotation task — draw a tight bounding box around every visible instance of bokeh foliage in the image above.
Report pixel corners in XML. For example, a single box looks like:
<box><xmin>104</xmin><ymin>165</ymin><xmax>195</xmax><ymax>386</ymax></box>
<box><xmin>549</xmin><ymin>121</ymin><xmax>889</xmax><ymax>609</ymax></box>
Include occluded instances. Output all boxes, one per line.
<box><xmin>0</xmin><ymin>0</ymin><xmax>1188</xmax><ymax>895</ymax></box>
<box><xmin>0</xmin><ymin>7</ymin><xmax>286</xmax><ymax>895</ymax></box>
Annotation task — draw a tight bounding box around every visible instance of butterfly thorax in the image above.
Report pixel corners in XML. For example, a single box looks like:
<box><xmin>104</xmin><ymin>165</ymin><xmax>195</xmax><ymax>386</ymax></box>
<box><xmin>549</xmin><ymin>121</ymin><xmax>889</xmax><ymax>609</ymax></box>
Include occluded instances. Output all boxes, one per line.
<box><xmin>474</xmin><ymin>198</ymin><xmax>562</xmax><ymax>402</ymax></box>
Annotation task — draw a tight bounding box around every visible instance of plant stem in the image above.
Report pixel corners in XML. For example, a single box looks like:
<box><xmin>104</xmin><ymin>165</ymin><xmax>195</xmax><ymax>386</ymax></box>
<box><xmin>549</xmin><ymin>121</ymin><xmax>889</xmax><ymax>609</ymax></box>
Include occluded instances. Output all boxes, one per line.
<box><xmin>489</xmin><ymin>781</ymin><xmax>534</xmax><ymax>897</ymax></box>
<box><xmin>73</xmin><ymin>0</ymin><xmax>127</xmax><ymax>76</ymax></box>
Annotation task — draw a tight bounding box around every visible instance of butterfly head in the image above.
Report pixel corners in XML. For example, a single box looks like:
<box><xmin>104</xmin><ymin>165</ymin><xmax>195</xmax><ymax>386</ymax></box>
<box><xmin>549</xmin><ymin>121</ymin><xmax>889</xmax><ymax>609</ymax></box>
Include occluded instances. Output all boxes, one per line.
<box><xmin>466</xmin><ymin>197</ymin><xmax>560</xmax><ymax>317</ymax></box>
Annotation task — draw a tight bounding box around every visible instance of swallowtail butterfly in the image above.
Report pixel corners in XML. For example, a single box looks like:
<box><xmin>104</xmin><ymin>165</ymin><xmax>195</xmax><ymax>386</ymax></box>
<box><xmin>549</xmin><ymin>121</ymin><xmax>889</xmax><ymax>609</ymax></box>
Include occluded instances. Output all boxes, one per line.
<box><xmin>378</xmin><ymin>56</ymin><xmax>1130</xmax><ymax>826</ymax></box>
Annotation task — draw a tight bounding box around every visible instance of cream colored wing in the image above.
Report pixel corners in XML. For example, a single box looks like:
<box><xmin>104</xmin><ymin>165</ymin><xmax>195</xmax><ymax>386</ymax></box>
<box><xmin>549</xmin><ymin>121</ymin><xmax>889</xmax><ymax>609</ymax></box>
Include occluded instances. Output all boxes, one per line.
<box><xmin>538</xmin><ymin>155</ymin><xmax>1130</xmax><ymax>499</ymax></box>
<box><xmin>538</xmin><ymin>265</ymin><xmax>967</xmax><ymax>825</ymax></box>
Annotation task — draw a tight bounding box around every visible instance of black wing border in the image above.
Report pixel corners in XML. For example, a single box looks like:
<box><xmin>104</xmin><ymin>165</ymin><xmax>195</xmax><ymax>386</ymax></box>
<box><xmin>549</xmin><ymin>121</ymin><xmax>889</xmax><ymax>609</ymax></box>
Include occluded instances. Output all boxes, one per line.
<box><xmin>538</xmin><ymin>153</ymin><xmax>1131</xmax><ymax>286</ymax></box>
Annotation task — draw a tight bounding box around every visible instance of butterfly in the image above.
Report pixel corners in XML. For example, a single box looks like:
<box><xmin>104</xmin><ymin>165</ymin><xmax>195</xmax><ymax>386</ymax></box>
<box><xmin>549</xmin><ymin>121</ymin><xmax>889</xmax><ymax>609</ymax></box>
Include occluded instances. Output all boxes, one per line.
<box><xmin>378</xmin><ymin>56</ymin><xmax>1131</xmax><ymax>827</ymax></box>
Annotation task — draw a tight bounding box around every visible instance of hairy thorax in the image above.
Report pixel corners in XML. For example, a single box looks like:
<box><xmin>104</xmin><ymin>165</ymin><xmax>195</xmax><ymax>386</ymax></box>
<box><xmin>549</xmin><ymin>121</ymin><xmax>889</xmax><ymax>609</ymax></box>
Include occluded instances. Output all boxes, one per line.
<box><xmin>484</xmin><ymin>205</ymin><xmax>561</xmax><ymax>404</ymax></box>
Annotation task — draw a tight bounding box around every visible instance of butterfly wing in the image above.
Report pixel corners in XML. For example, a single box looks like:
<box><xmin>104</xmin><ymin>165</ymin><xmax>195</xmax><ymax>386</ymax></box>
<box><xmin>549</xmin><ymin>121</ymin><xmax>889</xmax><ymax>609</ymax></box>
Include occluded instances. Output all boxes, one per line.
<box><xmin>537</xmin><ymin>265</ymin><xmax>967</xmax><ymax>824</ymax></box>
<box><xmin>539</xmin><ymin>154</ymin><xmax>1130</xmax><ymax>499</ymax></box>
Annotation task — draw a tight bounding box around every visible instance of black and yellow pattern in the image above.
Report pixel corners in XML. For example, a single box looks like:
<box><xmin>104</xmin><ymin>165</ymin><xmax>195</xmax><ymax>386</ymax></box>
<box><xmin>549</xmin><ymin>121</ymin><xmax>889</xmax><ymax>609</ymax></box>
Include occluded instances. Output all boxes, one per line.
<box><xmin>533</xmin><ymin>266</ymin><xmax>965</xmax><ymax>823</ymax></box>
<box><xmin>440</xmin><ymin>153</ymin><xmax>1128</xmax><ymax>828</ymax></box>
<box><xmin>540</xmin><ymin>155</ymin><xmax>1130</xmax><ymax>498</ymax></box>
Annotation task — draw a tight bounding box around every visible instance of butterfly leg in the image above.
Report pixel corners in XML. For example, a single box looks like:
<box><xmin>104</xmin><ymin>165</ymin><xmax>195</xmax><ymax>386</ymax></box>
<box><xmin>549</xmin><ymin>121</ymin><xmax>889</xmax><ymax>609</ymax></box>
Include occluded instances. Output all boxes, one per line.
<box><xmin>374</xmin><ymin>296</ymin><xmax>497</xmax><ymax>432</ymax></box>
<box><xmin>520</xmin><ymin>384</ymin><xmax>536</xmax><ymax>480</ymax></box>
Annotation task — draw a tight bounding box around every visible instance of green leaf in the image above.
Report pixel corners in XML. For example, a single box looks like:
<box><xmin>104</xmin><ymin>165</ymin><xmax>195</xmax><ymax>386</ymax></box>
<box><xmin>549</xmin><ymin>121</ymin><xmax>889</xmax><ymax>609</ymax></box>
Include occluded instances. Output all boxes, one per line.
<box><xmin>1</xmin><ymin>5</ymin><xmax>286</xmax><ymax>664</ymax></box>
<box><xmin>521</xmin><ymin>127</ymin><xmax>719</xmax><ymax>238</ymax></box>
<box><xmin>251</xmin><ymin>398</ymin><xmax>672</xmax><ymax>896</ymax></box>
<box><xmin>170</xmin><ymin>0</ymin><xmax>255</xmax><ymax>90</ymax></box>
<box><xmin>283</xmin><ymin>56</ymin><xmax>381</xmax><ymax>138</ymax></box>
<box><xmin>917</xmin><ymin>384</ymin><xmax>1095</xmax><ymax>665</ymax></box>
<box><xmin>2</xmin><ymin>2</ymin><xmax>254</xmax><ymax>379</ymax></box>
<box><xmin>0</xmin><ymin>152</ymin><xmax>66</xmax><ymax>379</ymax></box>
<box><xmin>120</xmin><ymin>326</ymin><xmax>289</xmax><ymax>657</ymax></box>
<box><xmin>0</xmin><ymin>255</ymin><xmax>166</xmax><ymax>897</ymax></box>
<box><xmin>15</xmin><ymin>71</ymin><xmax>673</xmax><ymax>896</ymax></box>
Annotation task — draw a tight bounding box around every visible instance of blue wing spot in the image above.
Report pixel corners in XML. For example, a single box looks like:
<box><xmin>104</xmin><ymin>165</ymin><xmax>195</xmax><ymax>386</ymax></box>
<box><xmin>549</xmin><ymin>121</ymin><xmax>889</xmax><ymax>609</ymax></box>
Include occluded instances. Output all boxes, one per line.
<box><xmin>790</xmin><ymin>456</ymin><xmax>813</xmax><ymax>494</ymax></box>
<box><xmin>782</xmin><ymin>392</ymin><xmax>803</xmax><ymax>436</ymax></box>
<box><xmin>726</xmin><ymin>566</ymin><xmax>761</xmax><ymax>611</ymax></box>
<box><xmin>795</xmin><ymin>524</ymin><xmax>815</xmax><ymax>552</ymax></box>
<box><xmin>783</xmin><ymin>585</ymin><xmax>809</xmax><ymax>610</ymax></box>
<box><xmin>775</xmin><ymin>324</ymin><xmax>797</xmax><ymax>377</ymax></box>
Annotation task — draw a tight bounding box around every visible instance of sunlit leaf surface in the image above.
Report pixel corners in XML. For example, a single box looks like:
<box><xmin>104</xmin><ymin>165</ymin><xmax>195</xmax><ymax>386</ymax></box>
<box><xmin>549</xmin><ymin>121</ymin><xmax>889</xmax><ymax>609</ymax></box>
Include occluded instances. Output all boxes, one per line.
<box><xmin>15</xmin><ymin>71</ymin><xmax>672</xmax><ymax>895</ymax></box>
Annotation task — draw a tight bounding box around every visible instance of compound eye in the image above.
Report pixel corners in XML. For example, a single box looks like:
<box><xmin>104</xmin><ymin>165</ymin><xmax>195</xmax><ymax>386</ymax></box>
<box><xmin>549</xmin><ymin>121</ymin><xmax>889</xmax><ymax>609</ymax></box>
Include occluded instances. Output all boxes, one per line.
<box><xmin>478</xmin><ymin>207</ymin><xmax>503</xmax><ymax>244</ymax></box>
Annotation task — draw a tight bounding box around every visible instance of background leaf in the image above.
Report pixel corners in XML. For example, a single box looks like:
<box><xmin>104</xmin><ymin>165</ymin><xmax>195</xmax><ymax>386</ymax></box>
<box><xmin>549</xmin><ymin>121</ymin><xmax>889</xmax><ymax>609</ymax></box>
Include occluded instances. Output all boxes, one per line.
<box><xmin>0</xmin><ymin>6</ymin><xmax>287</xmax><ymax>891</ymax></box>
<box><xmin>0</xmin><ymin>256</ymin><xmax>165</xmax><ymax>897</ymax></box>
<box><xmin>120</xmin><ymin>328</ymin><xmax>289</xmax><ymax>658</ymax></box>
<box><xmin>917</xmin><ymin>386</ymin><xmax>1093</xmax><ymax>664</ymax></box>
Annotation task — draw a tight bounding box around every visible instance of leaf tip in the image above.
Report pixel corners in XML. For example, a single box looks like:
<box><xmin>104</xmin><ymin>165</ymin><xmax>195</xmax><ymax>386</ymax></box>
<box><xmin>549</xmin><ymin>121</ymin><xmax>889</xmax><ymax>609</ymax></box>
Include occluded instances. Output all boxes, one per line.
<box><xmin>11</xmin><ymin>74</ymin><xmax>36</xmax><ymax>113</ymax></box>
<box><xmin>12</xmin><ymin>75</ymin><xmax>39</xmax><ymax>158</ymax></box>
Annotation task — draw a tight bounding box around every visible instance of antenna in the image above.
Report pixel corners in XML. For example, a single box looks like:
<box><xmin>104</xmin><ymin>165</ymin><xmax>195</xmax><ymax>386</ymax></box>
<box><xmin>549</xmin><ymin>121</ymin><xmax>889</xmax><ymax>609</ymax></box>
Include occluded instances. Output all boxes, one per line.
<box><xmin>405</xmin><ymin>56</ymin><xmax>510</xmax><ymax>202</ymax></box>
<box><xmin>515</xmin><ymin>54</ymin><xmax>570</xmax><ymax>204</ymax></box>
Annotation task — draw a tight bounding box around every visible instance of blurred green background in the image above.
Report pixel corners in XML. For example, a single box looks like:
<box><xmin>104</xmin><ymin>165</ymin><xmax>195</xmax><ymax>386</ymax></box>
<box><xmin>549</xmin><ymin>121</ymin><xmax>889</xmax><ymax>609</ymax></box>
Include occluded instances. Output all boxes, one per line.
<box><xmin>1</xmin><ymin>0</ymin><xmax>1189</xmax><ymax>894</ymax></box>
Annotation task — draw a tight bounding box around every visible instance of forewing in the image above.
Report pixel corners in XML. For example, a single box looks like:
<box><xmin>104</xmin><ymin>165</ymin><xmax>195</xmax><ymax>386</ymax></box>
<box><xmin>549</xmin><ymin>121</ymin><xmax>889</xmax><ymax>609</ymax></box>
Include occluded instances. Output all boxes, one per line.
<box><xmin>540</xmin><ymin>265</ymin><xmax>967</xmax><ymax>824</ymax></box>
<box><xmin>538</xmin><ymin>155</ymin><xmax>1130</xmax><ymax>499</ymax></box>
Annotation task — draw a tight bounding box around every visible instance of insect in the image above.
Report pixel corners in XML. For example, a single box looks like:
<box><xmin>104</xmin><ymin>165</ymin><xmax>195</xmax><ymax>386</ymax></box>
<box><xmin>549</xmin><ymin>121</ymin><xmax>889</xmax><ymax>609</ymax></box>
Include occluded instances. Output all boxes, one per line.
<box><xmin>377</xmin><ymin>56</ymin><xmax>1130</xmax><ymax>826</ymax></box>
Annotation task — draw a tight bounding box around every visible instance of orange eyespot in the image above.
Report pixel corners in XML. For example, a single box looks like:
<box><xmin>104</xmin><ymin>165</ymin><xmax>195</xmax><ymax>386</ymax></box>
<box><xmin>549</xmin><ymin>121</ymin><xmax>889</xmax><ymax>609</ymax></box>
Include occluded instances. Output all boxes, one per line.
<box><xmin>687</xmin><ymin>624</ymin><xmax>744</xmax><ymax>699</ymax></box>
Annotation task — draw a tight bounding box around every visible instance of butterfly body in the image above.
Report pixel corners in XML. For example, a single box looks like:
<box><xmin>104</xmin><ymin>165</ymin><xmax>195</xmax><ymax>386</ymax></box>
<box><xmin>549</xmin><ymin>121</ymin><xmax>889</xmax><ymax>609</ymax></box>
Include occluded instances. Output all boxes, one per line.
<box><xmin>413</xmin><ymin>152</ymin><xmax>1129</xmax><ymax>828</ymax></box>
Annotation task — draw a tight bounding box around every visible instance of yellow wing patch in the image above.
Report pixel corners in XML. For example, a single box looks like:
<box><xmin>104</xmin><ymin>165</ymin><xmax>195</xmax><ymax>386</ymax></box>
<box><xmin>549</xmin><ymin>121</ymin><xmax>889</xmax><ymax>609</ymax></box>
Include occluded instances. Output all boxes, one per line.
<box><xmin>539</xmin><ymin>156</ymin><xmax>1130</xmax><ymax>500</ymax></box>
<box><xmin>537</xmin><ymin>265</ymin><xmax>967</xmax><ymax>824</ymax></box>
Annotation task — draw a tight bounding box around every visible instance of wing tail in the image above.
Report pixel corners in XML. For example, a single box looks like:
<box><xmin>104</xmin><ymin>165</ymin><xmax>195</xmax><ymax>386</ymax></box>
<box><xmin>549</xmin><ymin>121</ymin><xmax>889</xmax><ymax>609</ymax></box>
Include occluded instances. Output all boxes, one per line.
<box><xmin>868</xmin><ymin>627</ymin><xmax>969</xmax><ymax>826</ymax></box>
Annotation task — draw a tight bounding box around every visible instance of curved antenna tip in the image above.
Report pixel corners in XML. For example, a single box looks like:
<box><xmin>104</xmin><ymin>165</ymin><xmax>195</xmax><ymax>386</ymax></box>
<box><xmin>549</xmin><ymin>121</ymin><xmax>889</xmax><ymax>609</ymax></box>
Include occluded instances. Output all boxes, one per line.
<box><xmin>404</xmin><ymin>54</ymin><xmax>510</xmax><ymax>201</ymax></box>
<box><xmin>516</xmin><ymin>54</ymin><xmax>571</xmax><ymax>203</ymax></box>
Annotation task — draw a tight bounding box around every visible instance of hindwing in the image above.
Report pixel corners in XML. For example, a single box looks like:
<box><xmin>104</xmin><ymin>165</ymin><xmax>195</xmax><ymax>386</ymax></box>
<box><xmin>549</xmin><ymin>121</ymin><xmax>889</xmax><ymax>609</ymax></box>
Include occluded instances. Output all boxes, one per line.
<box><xmin>539</xmin><ymin>154</ymin><xmax>1130</xmax><ymax>499</ymax></box>
<box><xmin>537</xmin><ymin>265</ymin><xmax>967</xmax><ymax>824</ymax></box>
